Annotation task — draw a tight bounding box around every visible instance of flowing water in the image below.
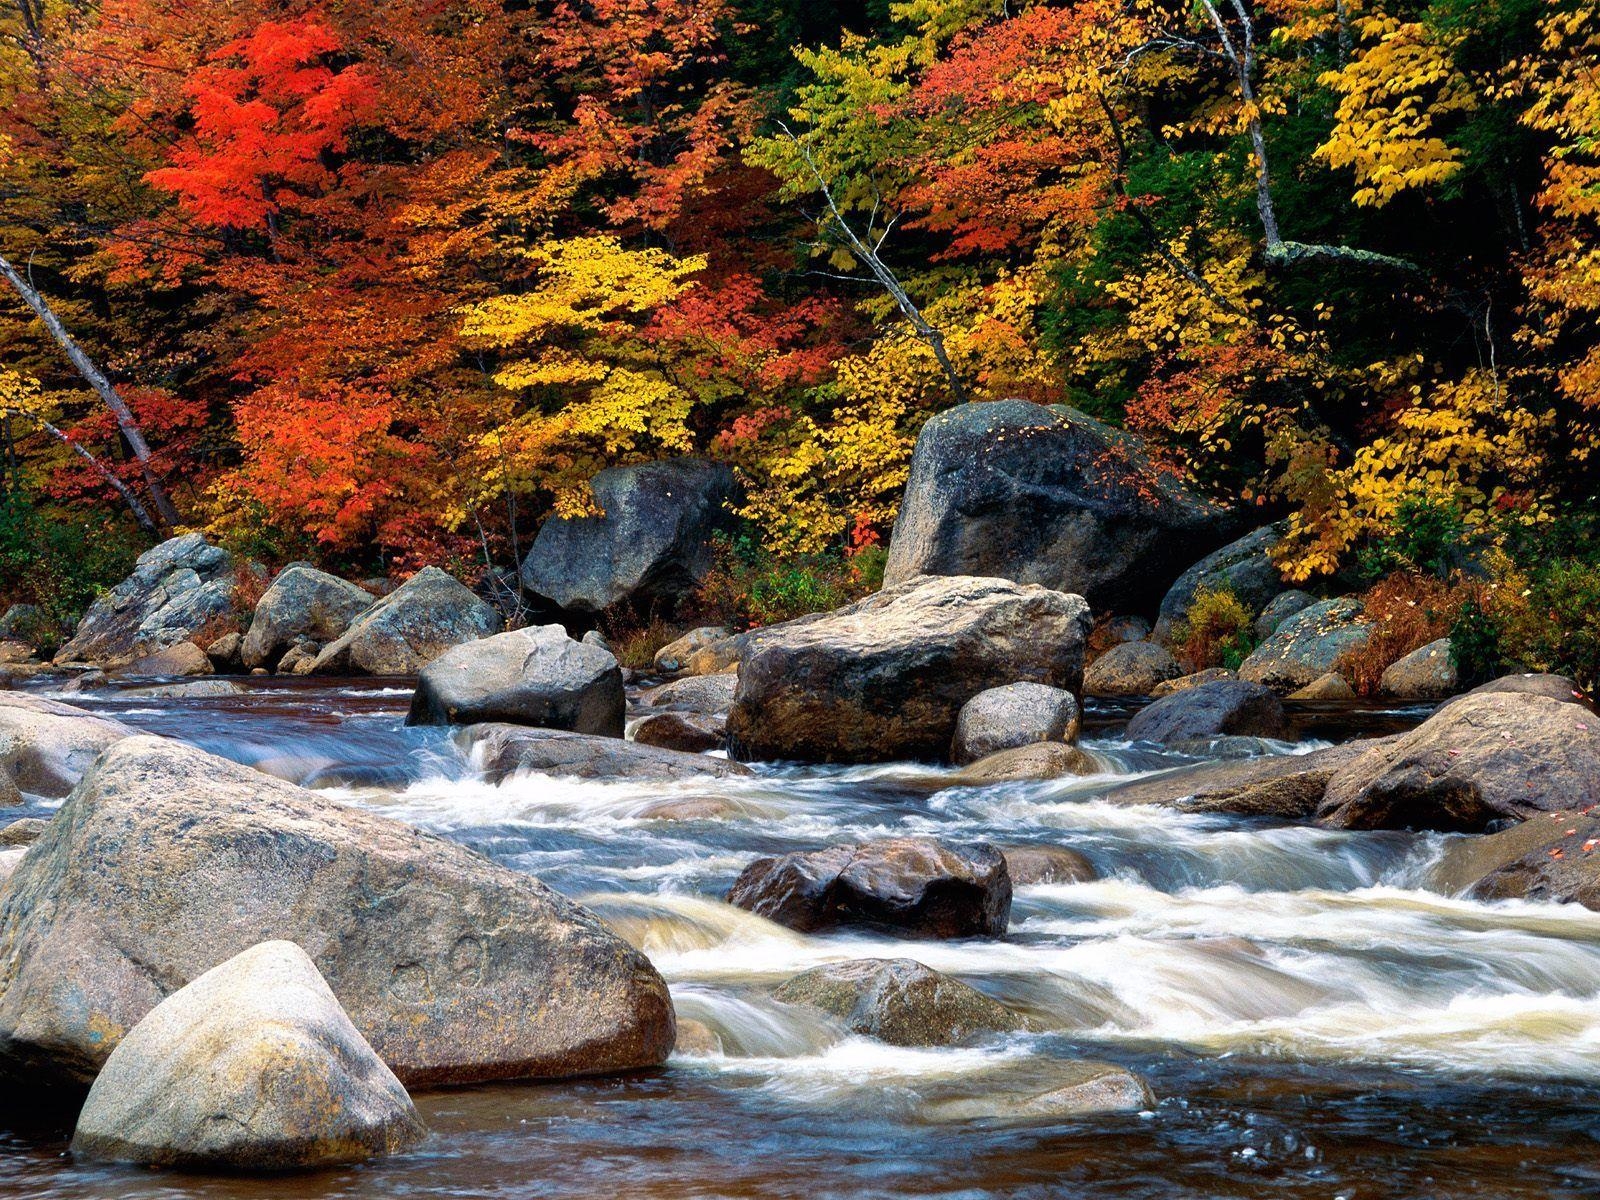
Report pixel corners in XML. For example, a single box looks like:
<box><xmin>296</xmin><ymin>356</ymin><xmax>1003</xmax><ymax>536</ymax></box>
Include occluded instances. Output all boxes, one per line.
<box><xmin>5</xmin><ymin>679</ymin><xmax>1600</xmax><ymax>1199</ymax></box>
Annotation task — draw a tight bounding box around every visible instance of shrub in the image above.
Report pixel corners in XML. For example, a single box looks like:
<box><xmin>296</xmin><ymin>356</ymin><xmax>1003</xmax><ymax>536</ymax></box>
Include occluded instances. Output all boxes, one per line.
<box><xmin>0</xmin><ymin>496</ymin><xmax>143</xmax><ymax>648</ymax></box>
<box><xmin>1336</xmin><ymin>572</ymin><xmax>1468</xmax><ymax>695</ymax></box>
<box><xmin>1173</xmin><ymin>584</ymin><xmax>1256</xmax><ymax>670</ymax></box>
<box><xmin>1491</xmin><ymin>557</ymin><xmax>1600</xmax><ymax>692</ymax></box>
<box><xmin>1354</xmin><ymin>492</ymin><xmax>1474</xmax><ymax>582</ymax></box>
<box><xmin>692</xmin><ymin>532</ymin><xmax>878</xmax><ymax>630</ymax></box>
<box><xmin>600</xmin><ymin>615</ymin><xmax>679</xmax><ymax>671</ymax></box>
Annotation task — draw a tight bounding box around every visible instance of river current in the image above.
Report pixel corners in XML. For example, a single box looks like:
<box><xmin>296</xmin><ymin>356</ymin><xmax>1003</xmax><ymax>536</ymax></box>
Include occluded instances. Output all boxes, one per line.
<box><xmin>4</xmin><ymin>678</ymin><xmax>1600</xmax><ymax>1199</ymax></box>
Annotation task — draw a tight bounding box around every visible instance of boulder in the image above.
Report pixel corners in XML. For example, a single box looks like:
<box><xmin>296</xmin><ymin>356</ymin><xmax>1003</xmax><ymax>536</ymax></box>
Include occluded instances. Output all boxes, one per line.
<box><xmin>1237</xmin><ymin>598</ymin><xmax>1374</xmax><ymax>692</ymax></box>
<box><xmin>773</xmin><ymin>959</ymin><xmax>1021</xmax><ymax>1047</ymax></box>
<box><xmin>946</xmin><ymin>742</ymin><xmax>1101</xmax><ymax>785</ymax></box>
<box><xmin>0</xmin><ymin>604</ymin><xmax>53</xmax><ymax>649</ymax></box>
<box><xmin>69</xmin><ymin>941</ymin><xmax>426</xmax><ymax>1171</ymax></box>
<box><xmin>1451</xmin><ymin>673</ymin><xmax>1594</xmax><ymax>710</ymax></box>
<box><xmin>519</xmin><ymin>458</ymin><xmax>738</xmax><ymax>615</ymax></box>
<box><xmin>277</xmin><ymin>644</ymin><xmax>320</xmax><ymax>674</ymax></box>
<box><xmin>459</xmin><ymin>723</ymin><xmax>750</xmax><ymax>783</ymax></box>
<box><xmin>0</xmin><ymin>641</ymin><xmax>35</xmax><ymax>665</ymax></box>
<box><xmin>0</xmin><ymin>693</ymin><xmax>133</xmax><ymax>797</ymax></box>
<box><xmin>0</xmin><ymin>816</ymin><xmax>48</xmax><ymax>845</ymax></box>
<box><xmin>0</xmin><ymin>847</ymin><xmax>23</xmax><ymax>888</ymax></box>
<box><xmin>0</xmin><ymin>772</ymin><xmax>20</xmax><ymax>807</ymax></box>
<box><xmin>1083</xmin><ymin>641</ymin><xmax>1183</xmax><ymax>697</ymax></box>
<box><xmin>726</xmin><ymin>837</ymin><xmax>1011</xmax><ymax>939</ymax></box>
<box><xmin>1378</xmin><ymin>638</ymin><xmax>1458</xmax><ymax>699</ymax></box>
<box><xmin>1000</xmin><ymin>844</ymin><xmax>1097</xmax><ymax>886</ymax></box>
<box><xmin>654</xmin><ymin>627</ymin><xmax>730</xmax><ymax>673</ymax></box>
<box><xmin>1317</xmin><ymin>692</ymin><xmax>1600</xmax><ymax>831</ymax></box>
<box><xmin>1428</xmin><ymin>810</ymin><xmax>1600</xmax><ymax>909</ymax></box>
<box><xmin>727</xmin><ymin>574</ymin><xmax>1091</xmax><ymax>764</ymax></box>
<box><xmin>633</xmin><ymin>795</ymin><xmax>747</xmax><ymax>821</ymax></box>
<box><xmin>122</xmin><ymin>640</ymin><xmax>212</xmax><ymax>678</ymax></box>
<box><xmin>1153</xmin><ymin>524</ymin><xmax>1285</xmax><ymax>643</ymax></box>
<box><xmin>631</xmin><ymin>711</ymin><xmax>725</xmax><ymax>754</ymax></box>
<box><xmin>242</xmin><ymin>566</ymin><xmax>374</xmax><ymax>670</ymax></box>
<box><xmin>1151</xmin><ymin>668</ymin><xmax>1236</xmax><ymax>697</ymax></box>
<box><xmin>883</xmin><ymin>400</ymin><xmax>1234</xmax><ymax>612</ymax></box>
<box><xmin>1101</xmin><ymin>616</ymin><xmax>1152</xmax><ymax>644</ymax></box>
<box><xmin>951</xmin><ymin>683</ymin><xmax>1080</xmax><ymax>765</ymax></box>
<box><xmin>673</xmin><ymin>1018</ymin><xmax>723</xmax><ymax>1056</ymax></box>
<box><xmin>1255</xmin><ymin>590</ymin><xmax>1318</xmax><ymax>640</ymax></box>
<box><xmin>309</xmin><ymin>567</ymin><xmax>501</xmax><ymax>676</ymax></box>
<box><xmin>0</xmin><ymin>736</ymin><xmax>675</xmax><ymax>1091</ymax></box>
<box><xmin>1124</xmin><ymin>680</ymin><xmax>1290</xmax><ymax>745</ymax></box>
<box><xmin>1104</xmin><ymin>738</ymin><xmax>1389</xmax><ymax>820</ymax></box>
<box><xmin>1288</xmin><ymin>672</ymin><xmax>1357</xmax><ymax>701</ymax></box>
<box><xmin>642</xmin><ymin>673</ymin><xmax>739</xmax><ymax>714</ymax></box>
<box><xmin>205</xmin><ymin>630</ymin><xmax>244</xmax><ymax>671</ymax></box>
<box><xmin>407</xmin><ymin>626</ymin><xmax>623</xmax><ymax>735</ymax></box>
<box><xmin>122</xmin><ymin>679</ymin><xmax>244</xmax><ymax>700</ymax></box>
<box><xmin>54</xmin><ymin>534</ymin><xmax>236</xmax><ymax>667</ymax></box>
<box><xmin>926</xmin><ymin>1061</ymin><xmax>1153</xmax><ymax>1122</ymax></box>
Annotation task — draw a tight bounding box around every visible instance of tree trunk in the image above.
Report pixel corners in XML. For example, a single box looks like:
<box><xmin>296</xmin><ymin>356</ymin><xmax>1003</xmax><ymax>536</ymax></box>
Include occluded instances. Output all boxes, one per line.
<box><xmin>9</xmin><ymin>412</ymin><xmax>160</xmax><ymax>535</ymax></box>
<box><xmin>0</xmin><ymin>249</ymin><xmax>181</xmax><ymax>528</ymax></box>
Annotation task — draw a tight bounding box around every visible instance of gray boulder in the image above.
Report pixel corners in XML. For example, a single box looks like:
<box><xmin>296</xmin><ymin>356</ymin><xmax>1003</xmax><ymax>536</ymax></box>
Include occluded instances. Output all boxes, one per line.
<box><xmin>242</xmin><ymin>566</ymin><xmax>374</xmax><ymax>669</ymax></box>
<box><xmin>1255</xmin><ymin>590</ymin><xmax>1318</xmax><ymax>639</ymax></box>
<box><xmin>1083</xmin><ymin>641</ymin><xmax>1182</xmax><ymax>697</ymax></box>
<box><xmin>1238</xmin><ymin>598</ymin><xmax>1373</xmax><ymax>692</ymax></box>
<box><xmin>1317</xmin><ymin>692</ymin><xmax>1600</xmax><ymax>831</ymax></box>
<box><xmin>727</xmin><ymin>837</ymin><xmax>1011</xmax><ymax>938</ymax></box>
<box><xmin>1105</xmin><ymin>738</ymin><xmax>1389</xmax><ymax>820</ymax></box>
<box><xmin>1154</xmin><ymin>524</ymin><xmax>1285</xmax><ymax>643</ymax></box>
<box><xmin>520</xmin><ymin>458</ymin><xmax>738</xmax><ymax>615</ymax></box>
<box><xmin>0</xmin><ymin>693</ymin><xmax>133</xmax><ymax>797</ymax></box>
<box><xmin>70</xmin><ymin>941</ymin><xmax>426</xmax><ymax>1171</ymax></box>
<box><xmin>727</xmin><ymin>574</ymin><xmax>1091</xmax><ymax>763</ymax></box>
<box><xmin>1428</xmin><ymin>809</ymin><xmax>1600</xmax><ymax>909</ymax></box>
<box><xmin>1125</xmin><ymin>680</ymin><xmax>1290</xmax><ymax>745</ymax></box>
<box><xmin>205</xmin><ymin>630</ymin><xmax>244</xmax><ymax>670</ymax></box>
<box><xmin>408</xmin><ymin>626</ymin><xmax>623</xmax><ymax>734</ymax></box>
<box><xmin>654</xmin><ymin>626</ymin><xmax>730</xmax><ymax>673</ymax></box>
<box><xmin>54</xmin><ymin>534</ymin><xmax>235</xmax><ymax>667</ymax></box>
<box><xmin>883</xmin><ymin>400</ymin><xmax>1234</xmax><ymax>612</ymax></box>
<box><xmin>951</xmin><ymin>683</ymin><xmax>1080</xmax><ymax>765</ymax></box>
<box><xmin>1451</xmin><ymin>673</ymin><xmax>1593</xmax><ymax>710</ymax></box>
<box><xmin>459</xmin><ymin>723</ymin><xmax>750</xmax><ymax>783</ymax></box>
<box><xmin>773</xmin><ymin>959</ymin><xmax>1021</xmax><ymax>1046</ymax></box>
<box><xmin>630</xmin><ymin>711</ymin><xmax>725</xmax><ymax>753</ymax></box>
<box><xmin>946</xmin><ymin>742</ymin><xmax>1101</xmax><ymax>785</ymax></box>
<box><xmin>0</xmin><ymin>736</ymin><xmax>675</xmax><ymax>1091</ymax></box>
<box><xmin>122</xmin><ymin>640</ymin><xmax>212</xmax><ymax>677</ymax></box>
<box><xmin>310</xmin><ymin>567</ymin><xmax>501</xmax><ymax>676</ymax></box>
<box><xmin>642</xmin><ymin>673</ymin><xmax>739</xmax><ymax>714</ymax></box>
<box><xmin>1379</xmin><ymin>638</ymin><xmax>1458</xmax><ymax>699</ymax></box>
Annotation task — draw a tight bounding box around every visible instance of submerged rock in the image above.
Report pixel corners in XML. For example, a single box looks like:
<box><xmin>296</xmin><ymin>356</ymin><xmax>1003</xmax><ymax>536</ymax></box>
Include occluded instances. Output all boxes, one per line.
<box><xmin>408</xmin><ymin>625</ymin><xmax>624</xmax><ymax>734</ymax></box>
<box><xmin>1125</xmin><ymin>680</ymin><xmax>1290</xmax><ymax>745</ymax></box>
<box><xmin>460</xmin><ymin>723</ymin><xmax>750</xmax><ymax>783</ymax></box>
<box><xmin>727</xmin><ymin>837</ymin><xmax>1011</xmax><ymax>939</ymax></box>
<box><xmin>0</xmin><ymin>693</ymin><xmax>133</xmax><ymax>797</ymax></box>
<box><xmin>951</xmin><ymin>683</ymin><xmax>1080</xmax><ymax>765</ymax></box>
<box><xmin>727</xmin><ymin>574</ymin><xmax>1091</xmax><ymax>764</ymax></box>
<box><xmin>54</xmin><ymin>534</ymin><xmax>236</xmax><ymax>668</ymax></box>
<box><xmin>1000</xmin><ymin>844</ymin><xmax>1098</xmax><ymax>886</ymax></box>
<box><xmin>883</xmin><ymin>400</ymin><xmax>1234</xmax><ymax>612</ymax></box>
<box><xmin>242</xmin><ymin>566</ymin><xmax>374</xmax><ymax>670</ymax></box>
<box><xmin>1083</xmin><ymin>641</ymin><xmax>1183</xmax><ymax>697</ymax></box>
<box><xmin>0</xmin><ymin>736</ymin><xmax>675</xmax><ymax>1092</ymax></box>
<box><xmin>1317</xmin><ymin>692</ymin><xmax>1600</xmax><ymax>832</ymax></box>
<box><xmin>70</xmin><ymin>941</ymin><xmax>427</xmax><ymax>1171</ymax></box>
<box><xmin>945</xmin><ymin>742</ymin><xmax>1100</xmax><ymax>785</ymax></box>
<box><xmin>774</xmin><ymin>959</ymin><xmax>1021</xmax><ymax>1047</ymax></box>
<box><xmin>925</xmin><ymin>1060</ymin><xmax>1154</xmax><ymax>1123</ymax></box>
<box><xmin>520</xmin><ymin>458</ymin><xmax>738</xmax><ymax>615</ymax></box>
<box><xmin>1237</xmin><ymin>598</ymin><xmax>1374</xmax><ymax>693</ymax></box>
<box><xmin>310</xmin><ymin>567</ymin><xmax>501</xmax><ymax>676</ymax></box>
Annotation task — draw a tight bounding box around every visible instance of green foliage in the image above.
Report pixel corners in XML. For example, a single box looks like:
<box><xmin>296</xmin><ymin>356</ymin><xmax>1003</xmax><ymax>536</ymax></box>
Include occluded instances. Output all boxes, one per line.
<box><xmin>0</xmin><ymin>497</ymin><xmax>144</xmax><ymax>645</ymax></box>
<box><xmin>1449</xmin><ymin>594</ymin><xmax>1507</xmax><ymax>686</ymax></box>
<box><xmin>1355</xmin><ymin>492</ymin><xmax>1473</xmax><ymax>581</ymax></box>
<box><xmin>693</xmin><ymin>531</ymin><xmax>878</xmax><ymax>629</ymax></box>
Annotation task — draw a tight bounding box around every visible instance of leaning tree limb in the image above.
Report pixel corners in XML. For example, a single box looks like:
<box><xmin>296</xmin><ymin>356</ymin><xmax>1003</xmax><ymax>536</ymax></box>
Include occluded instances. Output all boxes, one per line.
<box><xmin>1</xmin><ymin>408</ymin><xmax>160</xmax><ymax>534</ymax></box>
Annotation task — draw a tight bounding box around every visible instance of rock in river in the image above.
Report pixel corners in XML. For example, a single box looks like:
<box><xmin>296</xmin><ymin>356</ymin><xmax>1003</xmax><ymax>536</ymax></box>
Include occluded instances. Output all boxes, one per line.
<box><xmin>242</xmin><ymin>565</ymin><xmax>375</xmax><ymax>670</ymax></box>
<box><xmin>0</xmin><ymin>736</ymin><xmax>674</xmax><ymax>1092</ymax></box>
<box><xmin>883</xmin><ymin>400</ymin><xmax>1234</xmax><ymax>612</ymax></box>
<box><xmin>71</xmin><ymin>941</ymin><xmax>427</xmax><ymax>1171</ymax></box>
<box><xmin>1153</xmin><ymin>524</ymin><xmax>1285</xmax><ymax>644</ymax></box>
<box><xmin>1082</xmin><ymin>641</ymin><xmax>1182</xmax><ymax>697</ymax></box>
<box><xmin>310</xmin><ymin>566</ymin><xmax>501</xmax><ymax>675</ymax></box>
<box><xmin>631</xmin><ymin>710</ymin><xmax>726</xmax><ymax>754</ymax></box>
<box><xmin>951</xmin><ymin>683</ymin><xmax>1080</xmax><ymax>765</ymax></box>
<box><xmin>726</xmin><ymin>837</ymin><xmax>1011</xmax><ymax>939</ymax></box>
<box><xmin>0</xmin><ymin>693</ymin><xmax>133</xmax><ymax>797</ymax></box>
<box><xmin>726</xmin><ymin>574</ymin><xmax>1091</xmax><ymax>764</ymax></box>
<box><xmin>1124</xmin><ymin>680</ymin><xmax>1290</xmax><ymax>745</ymax></box>
<box><xmin>1238</xmin><ymin>598</ymin><xmax>1374</xmax><ymax>693</ymax></box>
<box><xmin>408</xmin><ymin>625</ymin><xmax>624</xmax><ymax>735</ymax></box>
<box><xmin>774</xmin><ymin>959</ymin><xmax>1021</xmax><ymax>1047</ymax></box>
<box><xmin>459</xmin><ymin>723</ymin><xmax>750</xmax><ymax>783</ymax></box>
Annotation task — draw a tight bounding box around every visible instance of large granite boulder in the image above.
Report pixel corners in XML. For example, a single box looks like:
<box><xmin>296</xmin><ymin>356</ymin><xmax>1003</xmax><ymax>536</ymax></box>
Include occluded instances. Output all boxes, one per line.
<box><xmin>1317</xmin><ymin>692</ymin><xmax>1600</xmax><ymax>831</ymax></box>
<box><xmin>1083</xmin><ymin>641</ymin><xmax>1182</xmax><ymax>697</ymax></box>
<box><xmin>408</xmin><ymin>626</ymin><xmax>623</xmax><ymax>735</ymax></box>
<box><xmin>951</xmin><ymin>683</ymin><xmax>1080</xmax><ymax>765</ymax></box>
<box><xmin>1124</xmin><ymin>680</ymin><xmax>1290</xmax><ymax>745</ymax></box>
<box><xmin>459</xmin><ymin>723</ymin><xmax>750</xmax><ymax>783</ymax></box>
<box><xmin>726</xmin><ymin>574</ymin><xmax>1091</xmax><ymax>763</ymax></box>
<box><xmin>0</xmin><ymin>694</ymin><xmax>134</xmax><ymax>797</ymax></box>
<box><xmin>54</xmin><ymin>534</ymin><xmax>235</xmax><ymax>667</ymax></box>
<box><xmin>882</xmin><ymin>400</ymin><xmax>1234</xmax><ymax>612</ymax></box>
<box><xmin>773</xmin><ymin>959</ymin><xmax>1021</xmax><ymax>1047</ymax></box>
<box><xmin>70</xmin><ymin>941</ymin><xmax>426</xmax><ymax>1171</ymax></box>
<box><xmin>122</xmin><ymin>640</ymin><xmax>212</xmax><ymax>678</ymax></box>
<box><xmin>242</xmin><ymin>566</ymin><xmax>374</xmax><ymax>670</ymax></box>
<box><xmin>1237</xmin><ymin>598</ymin><xmax>1374</xmax><ymax>692</ymax></box>
<box><xmin>630</xmin><ymin>711</ymin><xmax>725</xmax><ymax>753</ymax></box>
<box><xmin>1153</xmin><ymin>524</ymin><xmax>1285</xmax><ymax>643</ymax></box>
<box><xmin>1379</xmin><ymin>638</ymin><xmax>1458</xmax><ymax>699</ymax></box>
<box><xmin>726</xmin><ymin>837</ymin><xmax>1011</xmax><ymax>939</ymax></box>
<box><xmin>309</xmin><ymin>567</ymin><xmax>501</xmax><ymax>676</ymax></box>
<box><xmin>1104</xmin><ymin>738</ymin><xmax>1389</xmax><ymax>820</ymax></box>
<box><xmin>520</xmin><ymin>458</ymin><xmax>738</xmax><ymax>615</ymax></box>
<box><xmin>654</xmin><ymin>627</ymin><xmax>730</xmax><ymax>674</ymax></box>
<box><xmin>0</xmin><ymin>737</ymin><xmax>674</xmax><ymax>1092</ymax></box>
<box><xmin>1255</xmin><ymin>590</ymin><xmax>1317</xmax><ymax>640</ymax></box>
<box><xmin>642</xmin><ymin>673</ymin><xmax>739</xmax><ymax>715</ymax></box>
<box><xmin>1428</xmin><ymin>810</ymin><xmax>1600</xmax><ymax>909</ymax></box>
<box><xmin>1448</xmin><ymin>673</ymin><xmax>1594</xmax><ymax>710</ymax></box>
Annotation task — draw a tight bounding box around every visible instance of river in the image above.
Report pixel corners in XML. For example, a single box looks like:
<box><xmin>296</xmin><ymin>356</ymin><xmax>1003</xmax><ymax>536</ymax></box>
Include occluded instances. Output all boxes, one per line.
<box><xmin>3</xmin><ymin>678</ymin><xmax>1599</xmax><ymax>1199</ymax></box>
